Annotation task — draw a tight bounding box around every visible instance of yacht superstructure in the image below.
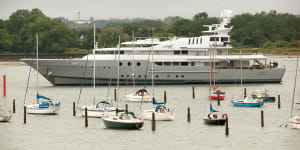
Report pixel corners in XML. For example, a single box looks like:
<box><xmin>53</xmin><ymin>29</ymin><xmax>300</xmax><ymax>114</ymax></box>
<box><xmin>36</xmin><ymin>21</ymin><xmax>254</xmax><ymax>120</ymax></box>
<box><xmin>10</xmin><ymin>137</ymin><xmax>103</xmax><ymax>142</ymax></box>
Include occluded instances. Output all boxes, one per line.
<box><xmin>21</xmin><ymin>10</ymin><xmax>285</xmax><ymax>85</ymax></box>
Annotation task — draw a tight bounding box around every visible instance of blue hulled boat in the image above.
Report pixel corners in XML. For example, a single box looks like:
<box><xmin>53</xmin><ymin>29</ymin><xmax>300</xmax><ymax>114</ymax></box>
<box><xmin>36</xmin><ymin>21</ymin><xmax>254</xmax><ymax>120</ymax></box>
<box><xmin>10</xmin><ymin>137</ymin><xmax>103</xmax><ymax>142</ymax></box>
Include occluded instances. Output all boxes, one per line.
<box><xmin>232</xmin><ymin>97</ymin><xmax>264</xmax><ymax>107</ymax></box>
<box><xmin>251</xmin><ymin>90</ymin><xmax>275</xmax><ymax>102</ymax></box>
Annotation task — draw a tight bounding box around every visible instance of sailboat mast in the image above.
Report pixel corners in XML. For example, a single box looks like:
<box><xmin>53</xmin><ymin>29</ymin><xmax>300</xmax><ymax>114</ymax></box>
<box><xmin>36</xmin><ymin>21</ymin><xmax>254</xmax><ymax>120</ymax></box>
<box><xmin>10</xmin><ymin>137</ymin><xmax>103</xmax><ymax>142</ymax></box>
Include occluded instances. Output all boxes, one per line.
<box><xmin>151</xmin><ymin>36</ymin><xmax>154</xmax><ymax>97</ymax></box>
<box><xmin>213</xmin><ymin>35</ymin><xmax>216</xmax><ymax>87</ymax></box>
<box><xmin>36</xmin><ymin>33</ymin><xmax>39</xmax><ymax>104</ymax></box>
<box><xmin>132</xmin><ymin>31</ymin><xmax>135</xmax><ymax>89</ymax></box>
<box><xmin>291</xmin><ymin>56</ymin><xmax>299</xmax><ymax>118</ymax></box>
<box><xmin>240</xmin><ymin>49</ymin><xmax>243</xmax><ymax>99</ymax></box>
<box><xmin>93</xmin><ymin>21</ymin><xmax>96</xmax><ymax>105</ymax></box>
<box><xmin>117</xmin><ymin>35</ymin><xmax>121</xmax><ymax>108</ymax></box>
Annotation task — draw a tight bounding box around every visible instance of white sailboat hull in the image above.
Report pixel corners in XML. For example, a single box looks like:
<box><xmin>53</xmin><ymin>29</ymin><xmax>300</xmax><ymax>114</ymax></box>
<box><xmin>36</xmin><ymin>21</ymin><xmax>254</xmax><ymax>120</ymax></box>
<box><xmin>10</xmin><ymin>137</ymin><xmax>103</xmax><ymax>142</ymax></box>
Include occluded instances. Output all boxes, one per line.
<box><xmin>126</xmin><ymin>95</ymin><xmax>152</xmax><ymax>102</ymax></box>
<box><xmin>143</xmin><ymin>110</ymin><xmax>174</xmax><ymax>121</ymax></box>
<box><xmin>289</xmin><ymin>116</ymin><xmax>300</xmax><ymax>129</ymax></box>
<box><xmin>0</xmin><ymin>114</ymin><xmax>12</xmax><ymax>122</ymax></box>
<box><xmin>27</xmin><ymin>107</ymin><xmax>58</xmax><ymax>115</ymax></box>
<box><xmin>80</xmin><ymin>105</ymin><xmax>116</xmax><ymax>118</ymax></box>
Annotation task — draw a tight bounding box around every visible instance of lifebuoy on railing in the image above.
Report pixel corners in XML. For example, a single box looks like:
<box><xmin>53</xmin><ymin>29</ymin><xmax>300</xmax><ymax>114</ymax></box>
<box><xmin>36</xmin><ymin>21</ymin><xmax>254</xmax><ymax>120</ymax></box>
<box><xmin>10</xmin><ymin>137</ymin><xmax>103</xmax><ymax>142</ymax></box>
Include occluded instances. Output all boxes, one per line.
<box><xmin>222</xmin><ymin>114</ymin><xmax>228</xmax><ymax>119</ymax></box>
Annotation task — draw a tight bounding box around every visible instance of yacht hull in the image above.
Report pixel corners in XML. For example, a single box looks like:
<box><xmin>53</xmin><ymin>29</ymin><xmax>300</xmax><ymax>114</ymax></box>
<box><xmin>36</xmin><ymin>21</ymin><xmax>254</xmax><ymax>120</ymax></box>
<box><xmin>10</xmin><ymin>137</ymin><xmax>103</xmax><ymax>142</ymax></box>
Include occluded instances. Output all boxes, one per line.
<box><xmin>21</xmin><ymin>58</ymin><xmax>286</xmax><ymax>86</ymax></box>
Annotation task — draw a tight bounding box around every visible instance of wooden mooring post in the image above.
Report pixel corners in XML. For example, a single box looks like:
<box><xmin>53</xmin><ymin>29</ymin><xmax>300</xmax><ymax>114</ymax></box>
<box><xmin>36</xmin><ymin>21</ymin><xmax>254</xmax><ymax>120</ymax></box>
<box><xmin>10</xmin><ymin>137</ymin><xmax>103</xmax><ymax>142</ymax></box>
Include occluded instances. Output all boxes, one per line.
<box><xmin>73</xmin><ymin>102</ymin><xmax>76</xmax><ymax>116</ymax></box>
<box><xmin>261</xmin><ymin>110</ymin><xmax>264</xmax><ymax>127</ymax></box>
<box><xmin>13</xmin><ymin>99</ymin><xmax>15</xmax><ymax>113</ymax></box>
<box><xmin>225</xmin><ymin>116</ymin><xmax>229</xmax><ymax>136</ymax></box>
<box><xmin>125</xmin><ymin>104</ymin><xmax>128</xmax><ymax>112</ymax></box>
<box><xmin>187</xmin><ymin>107</ymin><xmax>191</xmax><ymax>122</ymax></box>
<box><xmin>114</xmin><ymin>88</ymin><xmax>117</xmax><ymax>101</ymax></box>
<box><xmin>278</xmin><ymin>95</ymin><xmax>281</xmax><ymax>109</ymax></box>
<box><xmin>85</xmin><ymin>107</ymin><xmax>88</xmax><ymax>127</ymax></box>
<box><xmin>192</xmin><ymin>86</ymin><xmax>195</xmax><ymax>99</ymax></box>
<box><xmin>152</xmin><ymin>112</ymin><xmax>156</xmax><ymax>131</ymax></box>
<box><xmin>3</xmin><ymin>75</ymin><xmax>6</xmax><ymax>97</ymax></box>
<box><xmin>164</xmin><ymin>90</ymin><xmax>167</xmax><ymax>104</ymax></box>
<box><xmin>24</xmin><ymin>106</ymin><xmax>26</xmax><ymax>124</ymax></box>
<box><xmin>244</xmin><ymin>88</ymin><xmax>247</xmax><ymax>98</ymax></box>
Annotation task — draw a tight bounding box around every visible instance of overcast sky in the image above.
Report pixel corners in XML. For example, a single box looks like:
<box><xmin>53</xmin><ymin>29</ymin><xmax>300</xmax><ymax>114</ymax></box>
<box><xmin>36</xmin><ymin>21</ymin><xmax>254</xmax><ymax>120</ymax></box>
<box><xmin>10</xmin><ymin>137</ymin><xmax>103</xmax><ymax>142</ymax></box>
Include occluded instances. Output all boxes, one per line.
<box><xmin>1</xmin><ymin>0</ymin><xmax>299</xmax><ymax>20</ymax></box>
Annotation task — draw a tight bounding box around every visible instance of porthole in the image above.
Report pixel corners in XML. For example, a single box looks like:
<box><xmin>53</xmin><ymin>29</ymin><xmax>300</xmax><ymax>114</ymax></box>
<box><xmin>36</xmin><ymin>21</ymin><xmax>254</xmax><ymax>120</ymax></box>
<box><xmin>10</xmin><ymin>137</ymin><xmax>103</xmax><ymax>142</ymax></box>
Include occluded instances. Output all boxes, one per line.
<box><xmin>119</xmin><ymin>62</ymin><xmax>122</xmax><ymax>66</ymax></box>
<box><xmin>176</xmin><ymin>75</ymin><xmax>178</xmax><ymax>78</ymax></box>
<box><xmin>108</xmin><ymin>66</ymin><xmax>111</xmax><ymax>69</ymax></box>
<box><xmin>121</xmin><ymin>75</ymin><xmax>124</xmax><ymax>78</ymax></box>
<box><xmin>128</xmin><ymin>62</ymin><xmax>131</xmax><ymax>66</ymax></box>
<box><xmin>137</xmin><ymin>62</ymin><xmax>141</xmax><ymax>66</ymax></box>
<box><xmin>167</xmin><ymin>75</ymin><xmax>170</xmax><ymax>78</ymax></box>
<box><xmin>138</xmin><ymin>75</ymin><xmax>141</xmax><ymax>78</ymax></box>
<box><xmin>181</xmin><ymin>75</ymin><xmax>184</xmax><ymax>78</ymax></box>
<box><xmin>156</xmin><ymin>75</ymin><xmax>158</xmax><ymax>78</ymax></box>
<box><xmin>126</xmin><ymin>75</ymin><xmax>129</xmax><ymax>78</ymax></box>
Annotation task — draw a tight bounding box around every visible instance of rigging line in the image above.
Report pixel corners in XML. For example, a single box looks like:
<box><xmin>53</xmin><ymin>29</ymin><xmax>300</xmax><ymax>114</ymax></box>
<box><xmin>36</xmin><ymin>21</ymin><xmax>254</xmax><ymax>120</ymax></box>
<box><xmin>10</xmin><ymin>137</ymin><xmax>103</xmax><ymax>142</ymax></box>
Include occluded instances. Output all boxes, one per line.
<box><xmin>105</xmin><ymin>48</ymin><xmax>117</xmax><ymax>105</ymax></box>
<box><xmin>139</xmin><ymin>49</ymin><xmax>152</xmax><ymax>114</ymax></box>
<box><xmin>23</xmin><ymin>38</ymin><xmax>36</xmax><ymax>104</ymax></box>
<box><xmin>77</xmin><ymin>49</ymin><xmax>92</xmax><ymax>105</ymax></box>
<box><xmin>290</xmin><ymin>55</ymin><xmax>299</xmax><ymax>118</ymax></box>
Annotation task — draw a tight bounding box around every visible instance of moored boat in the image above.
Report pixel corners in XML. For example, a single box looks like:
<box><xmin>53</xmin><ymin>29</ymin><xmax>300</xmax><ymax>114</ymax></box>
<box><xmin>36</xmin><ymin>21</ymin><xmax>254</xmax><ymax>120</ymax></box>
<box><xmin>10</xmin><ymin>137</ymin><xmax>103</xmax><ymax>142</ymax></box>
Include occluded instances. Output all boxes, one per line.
<box><xmin>80</xmin><ymin>101</ymin><xmax>116</xmax><ymax>118</ymax></box>
<box><xmin>203</xmin><ymin>104</ymin><xmax>226</xmax><ymax>125</ymax></box>
<box><xmin>143</xmin><ymin>105</ymin><xmax>174</xmax><ymax>121</ymax></box>
<box><xmin>103</xmin><ymin>112</ymin><xmax>144</xmax><ymax>129</ymax></box>
<box><xmin>232</xmin><ymin>97</ymin><xmax>264</xmax><ymax>107</ymax></box>
<box><xmin>126</xmin><ymin>89</ymin><xmax>152</xmax><ymax>102</ymax></box>
<box><xmin>251</xmin><ymin>90</ymin><xmax>275</xmax><ymax>102</ymax></box>
<box><xmin>21</xmin><ymin>10</ymin><xmax>286</xmax><ymax>86</ymax></box>
<box><xmin>289</xmin><ymin>116</ymin><xmax>300</xmax><ymax>129</ymax></box>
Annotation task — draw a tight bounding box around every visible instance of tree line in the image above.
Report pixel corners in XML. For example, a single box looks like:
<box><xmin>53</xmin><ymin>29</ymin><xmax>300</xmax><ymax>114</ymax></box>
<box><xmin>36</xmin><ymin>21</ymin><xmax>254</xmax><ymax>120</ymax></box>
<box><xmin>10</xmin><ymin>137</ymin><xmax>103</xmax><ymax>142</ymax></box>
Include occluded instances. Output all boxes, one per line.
<box><xmin>0</xmin><ymin>9</ymin><xmax>299</xmax><ymax>54</ymax></box>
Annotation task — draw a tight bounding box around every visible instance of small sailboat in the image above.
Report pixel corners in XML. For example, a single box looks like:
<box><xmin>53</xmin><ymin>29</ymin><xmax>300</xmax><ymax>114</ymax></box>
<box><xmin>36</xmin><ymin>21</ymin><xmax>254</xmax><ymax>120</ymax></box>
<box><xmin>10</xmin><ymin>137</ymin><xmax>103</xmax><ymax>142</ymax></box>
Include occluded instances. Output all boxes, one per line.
<box><xmin>203</xmin><ymin>104</ymin><xmax>226</xmax><ymax>125</ymax></box>
<box><xmin>126</xmin><ymin>88</ymin><xmax>152</xmax><ymax>102</ymax></box>
<box><xmin>142</xmin><ymin>37</ymin><xmax>175</xmax><ymax>121</ymax></box>
<box><xmin>27</xmin><ymin>94</ymin><xmax>59</xmax><ymax>115</ymax></box>
<box><xmin>208</xmin><ymin>38</ymin><xmax>225</xmax><ymax>100</ymax></box>
<box><xmin>209</xmin><ymin>90</ymin><xmax>225</xmax><ymax>100</ymax></box>
<box><xmin>103</xmin><ymin>111</ymin><xmax>144</xmax><ymax>129</ymax></box>
<box><xmin>232</xmin><ymin>50</ymin><xmax>264</xmax><ymax>107</ymax></box>
<box><xmin>232</xmin><ymin>96</ymin><xmax>264</xmax><ymax>107</ymax></box>
<box><xmin>80</xmin><ymin>101</ymin><xmax>116</xmax><ymax>118</ymax></box>
<box><xmin>78</xmin><ymin>22</ymin><xmax>116</xmax><ymax>118</ymax></box>
<box><xmin>125</xmin><ymin>32</ymin><xmax>152</xmax><ymax>102</ymax></box>
<box><xmin>143</xmin><ymin>104</ymin><xmax>174</xmax><ymax>121</ymax></box>
<box><xmin>289</xmin><ymin>56</ymin><xmax>300</xmax><ymax>129</ymax></box>
<box><xmin>0</xmin><ymin>75</ymin><xmax>12</xmax><ymax>122</ymax></box>
<box><xmin>25</xmin><ymin>34</ymin><xmax>60</xmax><ymax>115</ymax></box>
<box><xmin>251</xmin><ymin>89</ymin><xmax>275</xmax><ymax>102</ymax></box>
<box><xmin>103</xmin><ymin>35</ymin><xmax>144</xmax><ymax>129</ymax></box>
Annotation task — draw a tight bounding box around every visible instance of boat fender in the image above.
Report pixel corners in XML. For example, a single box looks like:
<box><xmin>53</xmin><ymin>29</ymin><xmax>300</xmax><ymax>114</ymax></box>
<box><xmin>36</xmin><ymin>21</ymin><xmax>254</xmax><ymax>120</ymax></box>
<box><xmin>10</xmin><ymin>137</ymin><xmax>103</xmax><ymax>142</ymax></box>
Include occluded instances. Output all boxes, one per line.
<box><xmin>222</xmin><ymin>114</ymin><xmax>228</xmax><ymax>119</ymax></box>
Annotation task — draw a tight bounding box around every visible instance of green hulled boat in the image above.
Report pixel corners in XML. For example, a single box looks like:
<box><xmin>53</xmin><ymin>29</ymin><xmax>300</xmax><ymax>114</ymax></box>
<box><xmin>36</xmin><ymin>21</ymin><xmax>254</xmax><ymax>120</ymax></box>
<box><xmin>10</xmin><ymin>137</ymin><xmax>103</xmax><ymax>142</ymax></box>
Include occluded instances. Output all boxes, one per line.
<box><xmin>103</xmin><ymin>112</ymin><xmax>143</xmax><ymax>129</ymax></box>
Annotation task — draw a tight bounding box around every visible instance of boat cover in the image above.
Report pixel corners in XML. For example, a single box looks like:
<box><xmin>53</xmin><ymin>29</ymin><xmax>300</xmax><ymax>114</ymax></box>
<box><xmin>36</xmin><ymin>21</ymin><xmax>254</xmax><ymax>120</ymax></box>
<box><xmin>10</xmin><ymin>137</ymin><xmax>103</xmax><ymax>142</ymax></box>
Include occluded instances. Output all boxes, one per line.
<box><xmin>210</xmin><ymin>104</ymin><xmax>218</xmax><ymax>112</ymax></box>
<box><xmin>152</xmin><ymin>97</ymin><xmax>164</xmax><ymax>105</ymax></box>
<box><xmin>37</xmin><ymin>93</ymin><xmax>51</xmax><ymax>100</ymax></box>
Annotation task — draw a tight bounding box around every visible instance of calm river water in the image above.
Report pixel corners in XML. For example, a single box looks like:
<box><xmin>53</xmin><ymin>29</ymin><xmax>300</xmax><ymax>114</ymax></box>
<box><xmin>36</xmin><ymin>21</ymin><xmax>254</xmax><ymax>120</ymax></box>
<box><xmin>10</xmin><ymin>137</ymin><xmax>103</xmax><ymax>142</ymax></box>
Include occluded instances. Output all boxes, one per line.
<box><xmin>0</xmin><ymin>57</ymin><xmax>299</xmax><ymax>150</ymax></box>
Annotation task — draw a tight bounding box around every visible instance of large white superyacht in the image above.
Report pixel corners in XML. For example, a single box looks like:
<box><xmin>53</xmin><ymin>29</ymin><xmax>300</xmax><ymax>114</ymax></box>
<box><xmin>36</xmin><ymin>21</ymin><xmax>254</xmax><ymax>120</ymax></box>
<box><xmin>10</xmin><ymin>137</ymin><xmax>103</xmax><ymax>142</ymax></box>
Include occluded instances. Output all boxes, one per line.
<box><xmin>21</xmin><ymin>10</ymin><xmax>286</xmax><ymax>85</ymax></box>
